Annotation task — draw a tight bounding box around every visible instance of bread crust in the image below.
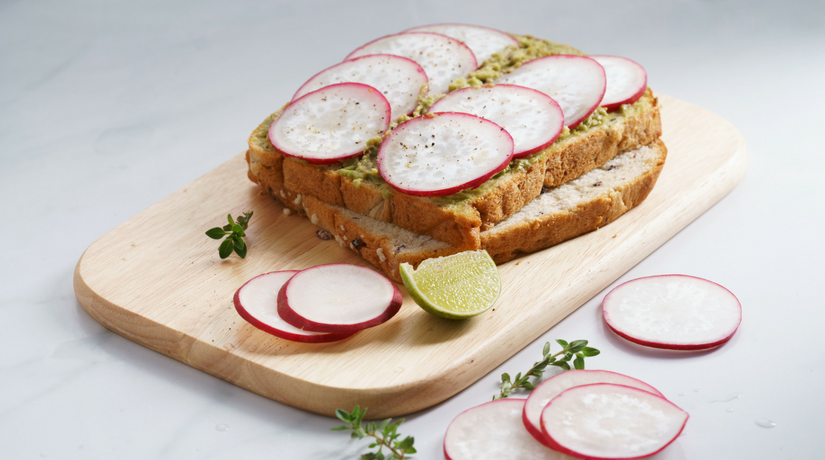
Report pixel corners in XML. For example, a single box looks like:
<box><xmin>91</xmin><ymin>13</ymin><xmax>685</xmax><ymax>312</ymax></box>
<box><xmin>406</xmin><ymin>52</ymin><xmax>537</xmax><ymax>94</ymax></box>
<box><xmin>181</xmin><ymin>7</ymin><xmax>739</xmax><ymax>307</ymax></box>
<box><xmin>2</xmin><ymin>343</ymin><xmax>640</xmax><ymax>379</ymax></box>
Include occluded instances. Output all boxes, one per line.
<box><xmin>483</xmin><ymin>139</ymin><xmax>666</xmax><ymax>264</ymax></box>
<box><xmin>285</xmin><ymin>140</ymin><xmax>666</xmax><ymax>282</ymax></box>
<box><xmin>249</xmin><ymin>91</ymin><xmax>661</xmax><ymax>250</ymax></box>
<box><xmin>544</xmin><ymin>93</ymin><xmax>661</xmax><ymax>187</ymax></box>
<box><xmin>301</xmin><ymin>195</ymin><xmax>458</xmax><ymax>282</ymax></box>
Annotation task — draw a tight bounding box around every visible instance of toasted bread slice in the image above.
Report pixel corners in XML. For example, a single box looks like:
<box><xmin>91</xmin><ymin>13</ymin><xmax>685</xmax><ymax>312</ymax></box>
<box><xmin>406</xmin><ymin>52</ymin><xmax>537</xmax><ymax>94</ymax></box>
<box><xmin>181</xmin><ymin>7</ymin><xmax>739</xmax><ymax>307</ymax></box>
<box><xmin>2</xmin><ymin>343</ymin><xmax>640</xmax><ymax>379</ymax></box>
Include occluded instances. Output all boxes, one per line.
<box><xmin>248</xmin><ymin>90</ymin><xmax>661</xmax><ymax>250</ymax></box>
<box><xmin>290</xmin><ymin>140</ymin><xmax>666</xmax><ymax>282</ymax></box>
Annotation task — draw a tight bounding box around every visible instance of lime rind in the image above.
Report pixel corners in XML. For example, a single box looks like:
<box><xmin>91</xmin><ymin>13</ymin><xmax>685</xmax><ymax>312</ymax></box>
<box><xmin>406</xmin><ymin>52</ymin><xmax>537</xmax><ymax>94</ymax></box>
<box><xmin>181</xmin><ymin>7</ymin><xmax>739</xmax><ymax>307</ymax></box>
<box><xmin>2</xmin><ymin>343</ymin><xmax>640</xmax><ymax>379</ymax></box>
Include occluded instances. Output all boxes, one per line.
<box><xmin>400</xmin><ymin>250</ymin><xmax>501</xmax><ymax>319</ymax></box>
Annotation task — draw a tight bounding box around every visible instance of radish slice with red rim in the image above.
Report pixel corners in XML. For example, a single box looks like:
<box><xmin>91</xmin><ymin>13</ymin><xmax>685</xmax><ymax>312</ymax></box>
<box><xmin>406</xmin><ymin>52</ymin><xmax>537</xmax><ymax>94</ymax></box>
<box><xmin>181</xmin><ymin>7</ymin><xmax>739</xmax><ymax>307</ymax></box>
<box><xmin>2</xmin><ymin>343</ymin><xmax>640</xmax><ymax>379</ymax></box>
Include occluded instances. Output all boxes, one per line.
<box><xmin>268</xmin><ymin>82</ymin><xmax>391</xmax><ymax>164</ymax></box>
<box><xmin>602</xmin><ymin>275</ymin><xmax>742</xmax><ymax>350</ymax></box>
<box><xmin>444</xmin><ymin>399</ymin><xmax>572</xmax><ymax>460</ymax></box>
<box><xmin>541</xmin><ymin>383</ymin><xmax>688</xmax><ymax>460</ymax></box>
<box><xmin>429</xmin><ymin>84</ymin><xmax>563</xmax><ymax>158</ymax></box>
<box><xmin>497</xmin><ymin>55</ymin><xmax>606</xmax><ymax>129</ymax></box>
<box><xmin>292</xmin><ymin>54</ymin><xmax>427</xmax><ymax>121</ymax></box>
<box><xmin>377</xmin><ymin>112</ymin><xmax>514</xmax><ymax>197</ymax></box>
<box><xmin>590</xmin><ymin>56</ymin><xmax>647</xmax><ymax>112</ymax></box>
<box><xmin>523</xmin><ymin>370</ymin><xmax>664</xmax><ymax>448</ymax></box>
<box><xmin>345</xmin><ymin>32</ymin><xmax>477</xmax><ymax>95</ymax></box>
<box><xmin>277</xmin><ymin>264</ymin><xmax>402</xmax><ymax>333</ymax></box>
<box><xmin>233</xmin><ymin>271</ymin><xmax>355</xmax><ymax>343</ymax></box>
<box><xmin>402</xmin><ymin>23</ymin><xmax>518</xmax><ymax>66</ymax></box>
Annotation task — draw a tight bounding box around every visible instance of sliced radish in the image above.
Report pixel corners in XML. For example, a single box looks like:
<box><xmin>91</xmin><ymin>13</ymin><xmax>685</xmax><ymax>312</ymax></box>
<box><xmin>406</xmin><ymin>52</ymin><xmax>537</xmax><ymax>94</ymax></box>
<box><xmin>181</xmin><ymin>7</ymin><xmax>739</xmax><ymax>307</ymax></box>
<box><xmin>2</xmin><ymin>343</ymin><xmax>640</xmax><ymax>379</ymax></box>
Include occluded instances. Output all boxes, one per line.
<box><xmin>444</xmin><ymin>399</ymin><xmax>571</xmax><ymax>460</ymax></box>
<box><xmin>497</xmin><ymin>55</ymin><xmax>606</xmax><ymax>129</ymax></box>
<box><xmin>602</xmin><ymin>275</ymin><xmax>742</xmax><ymax>350</ymax></box>
<box><xmin>403</xmin><ymin>23</ymin><xmax>519</xmax><ymax>66</ymax></box>
<box><xmin>523</xmin><ymin>370</ymin><xmax>664</xmax><ymax>448</ymax></box>
<box><xmin>344</xmin><ymin>32</ymin><xmax>477</xmax><ymax>95</ymax></box>
<box><xmin>277</xmin><ymin>264</ymin><xmax>402</xmax><ymax>333</ymax></box>
<box><xmin>590</xmin><ymin>56</ymin><xmax>647</xmax><ymax>112</ymax></box>
<box><xmin>429</xmin><ymin>84</ymin><xmax>563</xmax><ymax>158</ymax></box>
<box><xmin>376</xmin><ymin>112</ymin><xmax>514</xmax><ymax>197</ymax></box>
<box><xmin>268</xmin><ymin>82</ymin><xmax>391</xmax><ymax>165</ymax></box>
<box><xmin>291</xmin><ymin>54</ymin><xmax>428</xmax><ymax>121</ymax></box>
<box><xmin>233</xmin><ymin>271</ymin><xmax>355</xmax><ymax>343</ymax></box>
<box><xmin>541</xmin><ymin>384</ymin><xmax>688</xmax><ymax>460</ymax></box>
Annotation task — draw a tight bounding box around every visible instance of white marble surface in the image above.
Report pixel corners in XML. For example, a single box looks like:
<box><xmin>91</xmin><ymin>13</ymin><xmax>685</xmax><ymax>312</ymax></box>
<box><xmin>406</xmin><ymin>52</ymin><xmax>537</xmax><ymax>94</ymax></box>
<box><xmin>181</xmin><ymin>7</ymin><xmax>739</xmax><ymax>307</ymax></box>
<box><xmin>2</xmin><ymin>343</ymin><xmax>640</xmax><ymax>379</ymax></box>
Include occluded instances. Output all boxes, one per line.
<box><xmin>2</xmin><ymin>1</ymin><xmax>824</xmax><ymax>458</ymax></box>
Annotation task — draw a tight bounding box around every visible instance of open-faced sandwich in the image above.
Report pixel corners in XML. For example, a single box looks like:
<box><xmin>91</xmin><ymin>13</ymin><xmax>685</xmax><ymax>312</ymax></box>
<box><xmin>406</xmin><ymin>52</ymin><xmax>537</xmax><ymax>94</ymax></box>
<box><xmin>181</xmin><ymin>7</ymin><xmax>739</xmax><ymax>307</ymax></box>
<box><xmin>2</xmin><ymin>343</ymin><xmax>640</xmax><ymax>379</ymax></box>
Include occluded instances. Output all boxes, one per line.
<box><xmin>246</xmin><ymin>23</ymin><xmax>665</xmax><ymax>282</ymax></box>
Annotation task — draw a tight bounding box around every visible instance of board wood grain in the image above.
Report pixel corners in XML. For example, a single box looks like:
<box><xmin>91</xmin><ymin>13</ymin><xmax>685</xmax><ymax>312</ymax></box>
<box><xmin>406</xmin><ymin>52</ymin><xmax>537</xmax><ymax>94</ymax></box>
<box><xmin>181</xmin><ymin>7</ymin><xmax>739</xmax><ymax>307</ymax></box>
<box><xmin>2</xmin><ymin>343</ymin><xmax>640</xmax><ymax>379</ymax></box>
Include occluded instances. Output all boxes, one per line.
<box><xmin>74</xmin><ymin>95</ymin><xmax>747</xmax><ymax>418</ymax></box>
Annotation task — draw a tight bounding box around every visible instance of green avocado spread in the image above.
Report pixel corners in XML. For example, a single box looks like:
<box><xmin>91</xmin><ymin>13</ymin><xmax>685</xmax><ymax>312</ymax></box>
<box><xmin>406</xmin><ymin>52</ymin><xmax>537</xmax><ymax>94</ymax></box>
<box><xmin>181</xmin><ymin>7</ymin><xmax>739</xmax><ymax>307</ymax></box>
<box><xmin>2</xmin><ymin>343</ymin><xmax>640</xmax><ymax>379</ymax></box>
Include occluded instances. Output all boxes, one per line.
<box><xmin>448</xmin><ymin>35</ymin><xmax>586</xmax><ymax>92</ymax></box>
<box><xmin>255</xmin><ymin>34</ymin><xmax>652</xmax><ymax>206</ymax></box>
<box><xmin>252</xmin><ymin>110</ymin><xmax>280</xmax><ymax>155</ymax></box>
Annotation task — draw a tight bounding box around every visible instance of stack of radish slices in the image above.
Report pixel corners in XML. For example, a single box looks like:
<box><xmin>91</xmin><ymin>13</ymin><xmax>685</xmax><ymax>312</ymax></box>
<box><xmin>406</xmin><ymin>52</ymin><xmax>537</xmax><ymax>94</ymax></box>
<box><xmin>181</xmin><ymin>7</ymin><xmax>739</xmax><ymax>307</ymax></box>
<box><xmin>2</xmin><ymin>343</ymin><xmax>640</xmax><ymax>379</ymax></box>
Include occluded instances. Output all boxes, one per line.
<box><xmin>233</xmin><ymin>264</ymin><xmax>402</xmax><ymax>343</ymax></box>
<box><xmin>444</xmin><ymin>370</ymin><xmax>688</xmax><ymax>460</ymax></box>
<box><xmin>268</xmin><ymin>23</ymin><xmax>652</xmax><ymax>198</ymax></box>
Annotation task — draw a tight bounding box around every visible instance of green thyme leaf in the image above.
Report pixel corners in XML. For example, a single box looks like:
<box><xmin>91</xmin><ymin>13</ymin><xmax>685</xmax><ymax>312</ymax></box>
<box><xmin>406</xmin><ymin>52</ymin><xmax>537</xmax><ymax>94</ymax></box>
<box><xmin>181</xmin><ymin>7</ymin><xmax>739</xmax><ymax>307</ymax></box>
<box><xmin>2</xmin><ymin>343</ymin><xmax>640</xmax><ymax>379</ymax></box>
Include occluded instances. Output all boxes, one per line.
<box><xmin>354</xmin><ymin>407</ymin><xmax>366</xmax><ymax>427</ymax></box>
<box><xmin>218</xmin><ymin>238</ymin><xmax>233</xmax><ymax>259</ymax></box>
<box><xmin>581</xmin><ymin>347</ymin><xmax>601</xmax><ymax>357</ymax></box>
<box><xmin>234</xmin><ymin>242</ymin><xmax>247</xmax><ymax>259</ymax></box>
<box><xmin>568</xmin><ymin>340</ymin><xmax>588</xmax><ymax>353</ymax></box>
<box><xmin>205</xmin><ymin>227</ymin><xmax>226</xmax><ymax>239</ymax></box>
<box><xmin>574</xmin><ymin>354</ymin><xmax>585</xmax><ymax>370</ymax></box>
<box><xmin>398</xmin><ymin>437</ymin><xmax>415</xmax><ymax>450</ymax></box>
<box><xmin>232</xmin><ymin>235</ymin><xmax>245</xmax><ymax>249</ymax></box>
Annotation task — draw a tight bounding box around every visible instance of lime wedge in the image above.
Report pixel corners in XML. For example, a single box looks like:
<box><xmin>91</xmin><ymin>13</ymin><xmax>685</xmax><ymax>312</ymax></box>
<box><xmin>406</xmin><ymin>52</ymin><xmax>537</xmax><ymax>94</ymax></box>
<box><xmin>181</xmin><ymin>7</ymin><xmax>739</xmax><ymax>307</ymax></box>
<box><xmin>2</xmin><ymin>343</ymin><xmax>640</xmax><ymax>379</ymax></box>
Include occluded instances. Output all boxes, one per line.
<box><xmin>400</xmin><ymin>250</ymin><xmax>501</xmax><ymax>319</ymax></box>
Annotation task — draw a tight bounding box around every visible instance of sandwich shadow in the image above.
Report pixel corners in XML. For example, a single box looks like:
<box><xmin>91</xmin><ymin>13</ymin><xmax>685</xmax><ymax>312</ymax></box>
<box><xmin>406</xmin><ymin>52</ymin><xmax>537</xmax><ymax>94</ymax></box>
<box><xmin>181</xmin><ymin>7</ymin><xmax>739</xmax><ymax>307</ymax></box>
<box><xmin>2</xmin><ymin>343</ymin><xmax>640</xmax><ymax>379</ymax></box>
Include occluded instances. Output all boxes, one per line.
<box><xmin>392</xmin><ymin>308</ymin><xmax>479</xmax><ymax>346</ymax></box>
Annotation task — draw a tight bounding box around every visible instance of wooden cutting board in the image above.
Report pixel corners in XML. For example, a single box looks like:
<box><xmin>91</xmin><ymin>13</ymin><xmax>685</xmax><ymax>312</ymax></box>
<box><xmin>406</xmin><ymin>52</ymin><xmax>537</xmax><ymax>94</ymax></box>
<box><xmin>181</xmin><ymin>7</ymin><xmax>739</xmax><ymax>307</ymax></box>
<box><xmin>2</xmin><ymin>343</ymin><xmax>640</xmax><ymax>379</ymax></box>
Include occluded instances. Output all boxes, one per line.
<box><xmin>74</xmin><ymin>95</ymin><xmax>747</xmax><ymax>418</ymax></box>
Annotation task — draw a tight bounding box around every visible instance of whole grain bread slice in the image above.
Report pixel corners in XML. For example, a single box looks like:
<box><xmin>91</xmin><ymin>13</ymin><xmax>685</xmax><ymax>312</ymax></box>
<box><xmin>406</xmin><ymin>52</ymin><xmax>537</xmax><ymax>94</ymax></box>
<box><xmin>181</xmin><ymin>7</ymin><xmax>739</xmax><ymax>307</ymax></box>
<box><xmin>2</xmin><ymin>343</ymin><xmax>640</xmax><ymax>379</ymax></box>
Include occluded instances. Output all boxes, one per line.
<box><xmin>248</xmin><ymin>90</ymin><xmax>662</xmax><ymax>250</ymax></box>
<box><xmin>292</xmin><ymin>139</ymin><xmax>666</xmax><ymax>282</ymax></box>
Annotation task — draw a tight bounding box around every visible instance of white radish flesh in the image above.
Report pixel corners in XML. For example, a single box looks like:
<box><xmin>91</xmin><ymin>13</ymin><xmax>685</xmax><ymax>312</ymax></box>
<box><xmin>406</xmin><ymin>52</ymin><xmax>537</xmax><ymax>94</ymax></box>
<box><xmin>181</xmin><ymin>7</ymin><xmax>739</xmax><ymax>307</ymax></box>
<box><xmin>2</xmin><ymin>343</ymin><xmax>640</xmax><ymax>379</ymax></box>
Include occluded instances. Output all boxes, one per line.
<box><xmin>523</xmin><ymin>370</ymin><xmax>664</xmax><ymax>448</ymax></box>
<box><xmin>541</xmin><ymin>384</ymin><xmax>688</xmax><ymax>460</ymax></box>
<box><xmin>403</xmin><ymin>23</ymin><xmax>518</xmax><ymax>66</ymax></box>
<box><xmin>268</xmin><ymin>82</ymin><xmax>390</xmax><ymax>164</ymax></box>
<box><xmin>602</xmin><ymin>275</ymin><xmax>742</xmax><ymax>350</ymax></box>
<box><xmin>444</xmin><ymin>399</ymin><xmax>573</xmax><ymax>460</ymax></box>
<box><xmin>233</xmin><ymin>271</ymin><xmax>355</xmax><ymax>343</ymax></box>
<box><xmin>277</xmin><ymin>264</ymin><xmax>402</xmax><ymax>333</ymax></box>
<box><xmin>429</xmin><ymin>84</ymin><xmax>564</xmax><ymax>158</ymax></box>
<box><xmin>497</xmin><ymin>55</ymin><xmax>606</xmax><ymax>129</ymax></box>
<box><xmin>292</xmin><ymin>54</ymin><xmax>427</xmax><ymax>121</ymax></box>
<box><xmin>377</xmin><ymin>112</ymin><xmax>514</xmax><ymax>197</ymax></box>
<box><xmin>590</xmin><ymin>56</ymin><xmax>647</xmax><ymax>112</ymax></box>
<box><xmin>345</xmin><ymin>32</ymin><xmax>477</xmax><ymax>95</ymax></box>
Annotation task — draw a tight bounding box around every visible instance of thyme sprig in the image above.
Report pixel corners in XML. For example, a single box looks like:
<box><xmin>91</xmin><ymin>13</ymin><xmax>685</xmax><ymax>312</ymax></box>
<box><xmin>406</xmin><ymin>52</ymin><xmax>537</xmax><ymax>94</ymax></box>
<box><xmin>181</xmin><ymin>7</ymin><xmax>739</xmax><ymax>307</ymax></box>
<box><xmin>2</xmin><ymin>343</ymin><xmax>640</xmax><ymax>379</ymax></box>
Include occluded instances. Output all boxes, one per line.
<box><xmin>205</xmin><ymin>211</ymin><xmax>253</xmax><ymax>259</ymax></box>
<box><xmin>495</xmin><ymin>339</ymin><xmax>600</xmax><ymax>400</ymax></box>
<box><xmin>332</xmin><ymin>406</ymin><xmax>416</xmax><ymax>460</ymax></box>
